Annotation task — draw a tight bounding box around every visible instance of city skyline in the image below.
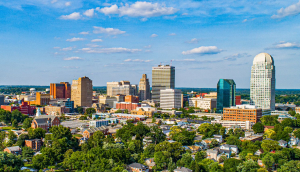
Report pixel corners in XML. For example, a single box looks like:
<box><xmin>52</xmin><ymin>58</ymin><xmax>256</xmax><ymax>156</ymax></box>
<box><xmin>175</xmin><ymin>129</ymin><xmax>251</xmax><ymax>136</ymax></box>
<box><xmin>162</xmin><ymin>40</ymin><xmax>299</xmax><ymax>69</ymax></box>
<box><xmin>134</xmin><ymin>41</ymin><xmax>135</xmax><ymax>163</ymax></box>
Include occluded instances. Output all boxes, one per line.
<box><xmin>1</xmin><ymin>0</ymin><xmax>300</xmax><ymax>88</ymax></box>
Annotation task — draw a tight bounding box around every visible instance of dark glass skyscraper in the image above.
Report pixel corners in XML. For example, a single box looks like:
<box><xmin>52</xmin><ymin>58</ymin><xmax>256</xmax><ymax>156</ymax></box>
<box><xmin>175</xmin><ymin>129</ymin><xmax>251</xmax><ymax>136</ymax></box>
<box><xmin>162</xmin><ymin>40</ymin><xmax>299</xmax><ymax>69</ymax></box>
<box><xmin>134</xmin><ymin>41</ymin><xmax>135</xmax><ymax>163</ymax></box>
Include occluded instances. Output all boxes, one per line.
<box><xmin>217</xmin><ymin>79</ymin><xmax>236</xmax><ymax>113</ymax></box>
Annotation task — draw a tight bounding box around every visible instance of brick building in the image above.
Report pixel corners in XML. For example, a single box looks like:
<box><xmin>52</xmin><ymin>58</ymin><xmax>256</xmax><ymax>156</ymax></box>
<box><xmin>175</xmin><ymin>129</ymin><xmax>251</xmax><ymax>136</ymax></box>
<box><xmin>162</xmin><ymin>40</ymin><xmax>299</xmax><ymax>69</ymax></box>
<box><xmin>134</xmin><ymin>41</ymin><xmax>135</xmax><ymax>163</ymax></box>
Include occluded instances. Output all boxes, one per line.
<box><xmin>4</xmin><ymin>146</ymin><xmax>22</xmax><ymax>155</ymax></box>
<box><xmin>125</xmin><ymin>95</ymin><xmax>139</xmax><ymax>103</ymax></box>
<box><xmin>26</xmin><ymin>92</ymin><xmax>50</xmax><ymax>106</ymax></box>
<box><xmin>50</xmin><ymin>82</ymin><xmax>71</xmax><ymax>99</ymax></box>
<box><xmin>116</xmin><ymin>102</ymin><xmax>141</xmax><ymax>111</ymax></box>
<box><xmin>82</xmin><ymin>126</ymin><xmax>108</xmax><ymax>138</ymax></box>
<box><xmin>223</xmin><ymin>105</ymin><xmax>262</xmax><ymax>123</ymax></box>
<box><xmin>31</xmin><ymin>115</ymin><xmax>60</xmax><ymax>131</ymax></box>
<box><xmin>45</xmin><ymin>105</ymin><xmax>70</xmax><ymax>116</ymax></box>
<box><xmin>25</xmin><ymin>139</ymin><xmax>42</xmax><ymax>151</ymax></box>
<box><xmin>235</xmin><ymin>95</ymin><xmax>241</xmax><ymax>105</ymax></box>
<box><xmin>1</xmin><ymin>101</ymin><xmax>36</xmax><ymax>116</ymax></box>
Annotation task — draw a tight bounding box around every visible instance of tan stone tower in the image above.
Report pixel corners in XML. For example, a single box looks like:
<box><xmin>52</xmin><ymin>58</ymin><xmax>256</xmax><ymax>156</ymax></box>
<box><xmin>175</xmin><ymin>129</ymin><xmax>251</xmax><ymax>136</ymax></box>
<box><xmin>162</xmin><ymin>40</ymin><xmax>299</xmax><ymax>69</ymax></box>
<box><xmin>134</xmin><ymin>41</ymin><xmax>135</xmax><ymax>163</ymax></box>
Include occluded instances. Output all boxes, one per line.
<box><xmin>71</xmin><ymin>76</ymin><xmax>93</xmax><ymax>107</ymax></box>
<box><xmin>138</xmin><ymin>74</ymin><xmax>150</xmax><ymax>101</ymax></box>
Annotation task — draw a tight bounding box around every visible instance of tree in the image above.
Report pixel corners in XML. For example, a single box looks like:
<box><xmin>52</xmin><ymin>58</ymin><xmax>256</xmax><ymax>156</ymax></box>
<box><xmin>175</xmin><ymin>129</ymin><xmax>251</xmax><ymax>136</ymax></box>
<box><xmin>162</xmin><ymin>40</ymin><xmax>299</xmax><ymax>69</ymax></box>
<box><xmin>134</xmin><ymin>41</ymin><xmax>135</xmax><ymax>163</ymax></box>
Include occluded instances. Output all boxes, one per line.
<box><xmin>261</xmin><ymin>140</ymin><xmax>281</xmax><ymax>152</ymax></box>
<box><xmin>0</xmin><ymin>109</ymin><xmax>12</xmax><ymax>125</ymax></box>
<box><xmin>284</xmin><ymin>126</ymin><xmax>293</xmax><ymax>133</ymax></box>
<box><xmin>288</xmin><ymin>110</ymin><xmax>296</xmax><ymax>116</ymax></box>
<box><xmin>11</xmin><ymin>109</ymin><xmax>26</xmax><ymax>123</ymax></box>
<box><xmin>176</xmin><ymin>153</ymin><xmax>193</xmax><ymax>168</ymax></box>
<box><xmin>50</xmin><ymin>125</ymin><xmax>72</xmax><ymax>140</ymax></box>
<box><xmin>148</xmin><ymin>126</ymin><xmax>166</xmax><ymax>144</ymax></box>
<box><xmin>223</xmin><ymin>158</ymin><xmax>242</xmax><ymax>172</ymax></box>
<box><xmin>167</xmin><ymin>157</ymin><xmax>177</xmax><ymax>172</ymax></box>
<box><xmin>88</xmin><ymin>131</ymin><xmax>105</xmax><ymax>148</ymax></box>
<box><xmin>0</xmin><ymin>152</ymin><xmax>24</xmax><ymax>172</ymax></box>
<box><xmin>155</xmin><ymin>141</ymin><xmax>185</xmax><ymax>161</ymax></box>
<box><xmin>28</xmin><ymin>128</ymin><xmax>46</xmax><ymax>139</ymax></box>
<box><xmin>12</xmin><ymin>120</ymin><xmax>18</xmax><ymax>128</ymax></box>
<box><xmin>195</xmin><ymin>151</ymin><xmax>207</xmax><ymax>162</ymax></box>
<box><xmin>76</xmin><ymin>106</ymin><xmax>84</xmax><ymax>114</ymax></box>
<box><xmin>154</xmin><ymin>151</ymin><xmax>171</xmax><ymax>170</ymax></box>
<box><xmin>85</xmin><ymin>108</ymin><xmax>96</xmax><ymax>115</ymax></box>
<box><xmin>262</xmin><ymin>153</ymin><xmax>275</xmax><ymax>170</ymax></box>
<box><xmin>264</xmin><ymin>129</ymin><xmax>276</xmax><ymax>139</ymax></box>
<box><xmin>16</xmin><ymin>134</ymin><xmax>29</xmax><ymax>147</ymax></box>
<box><xmin>22</xmin><ymin>146</ymin><xmax>34</xmax><ymax>162</ymax></box>
<box><xmin>237</xmin><ymin>159</ymin><xmax>260</xmax><ymax>172</ymax></box>
<box><xmin>252</xmin><ymin>122</ymin><xmax>264</xmax><ymax>134</ymax></box>
<box><xmin>293</xmin><ymin>129</ymin><xmax>300</xmax><ymax>139</ymax></box>
<box><xmin>22</xmin><ymin>118</ymin><xmax>33</xmax><ymax>129</ymax></box>
<box><xmin>277</xmin><ymin>160</ymin><xmax>300</xmax><ymax>172</ymax></box>
<box><xmin>260</xmin><ymin>115</ymin><xmax>278</xmax><ymax>126</ymax></box>
<box><xmin>226</xmin><ymin>136</ymin><xmax>242</xmax><ymax>147</ymax></box>
<box><xmin>124</xmin><ymin>109</ymin><xmax>129</xmax><ymax>114</ymax></box>
<box><xmin>281</xmin><ymin>118</ymin><xmax>293</xmax><ymax>128</ymax></box>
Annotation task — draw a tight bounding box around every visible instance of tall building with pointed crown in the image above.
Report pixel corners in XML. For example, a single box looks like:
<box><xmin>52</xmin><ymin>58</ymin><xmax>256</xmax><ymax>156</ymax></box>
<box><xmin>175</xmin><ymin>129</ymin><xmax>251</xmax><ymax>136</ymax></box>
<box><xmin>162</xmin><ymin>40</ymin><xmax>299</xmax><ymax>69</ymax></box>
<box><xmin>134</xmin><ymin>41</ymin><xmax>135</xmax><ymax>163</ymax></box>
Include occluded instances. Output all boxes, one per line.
<box><xmin>138</xmin><ymin>74</ymin><xmax>150</xmax><ymax>101</ymax></box>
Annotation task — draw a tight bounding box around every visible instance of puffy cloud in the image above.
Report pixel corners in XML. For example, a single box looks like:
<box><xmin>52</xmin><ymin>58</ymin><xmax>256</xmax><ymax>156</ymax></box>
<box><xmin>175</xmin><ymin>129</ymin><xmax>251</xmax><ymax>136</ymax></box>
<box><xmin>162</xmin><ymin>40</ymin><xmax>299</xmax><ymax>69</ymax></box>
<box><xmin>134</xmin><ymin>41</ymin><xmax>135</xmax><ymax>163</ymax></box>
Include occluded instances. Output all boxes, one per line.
<box><xmin>144</xmin><ymin>45</ymin><xmax>152</xmax><ymax>48</ymax></box>
<box><xmin>169</xmin><ymin>33</ymin><xmax>176</xmax><ymax>36</ymax></box>
<box><xmin>97</xmin><ymin>1</ymin><xmax>178</xmax><ymax>18</ymax></box>
<box><xmin>185</xmin><ymin>38</ymin><xmax>199</xmax><ymax>44</ymax></box>
<box><xmin>151</xmin><ymin>34</ymin><xmax>158</xmax><ymax>37</ymax></box>
<box><xmin>51</xmin><ymin>0</ymin><xmax>57</xmax><ymax>4</ymax></box>
<box><xmin>65</xmin><ymin>2</ymin><xmax>71</xmax><ymax>6</ymax></box>
<box><xmin>64</xmin><ymin>56</ymin><xmax>83</xmax><ymax>60</ymax></box>
<box><xmin>86</xmin><ymin>44</ymin><xmax>102</xmax><ymax>48</ymax></box>
<box><xmin>59</xmin><ymin>12</ymin><xmax>81</xmax><ymax>20</ymax></box>
<box><xmin>242</xmin><ymin>19</ymin><xmax>247</xmax><ymax>22</ymax></box>
<box><xmin>272</xmin><ymin>1</ymin><xmax>300</xmax><ymax>19</ymax></box>
<box><xmin>66</xmin><ymin>37</ymin><xmax>85</xmax><ymax>42</ymax></box>
<box><xmin>79</xmin><ymin>31</ymin><xmax>89</xmax><ymax>35</ymax></box>
<box><xmin>271</xmin><ymin>42</ymin><xmax>300</xmax><ymax>49</ymax></box>
<box><xmin>93</xmin><ymin>26</ymin><xmax>126</xmax><ymax>35</ymax></box>
<box><xmin>84</xmin><ymin>9</ymin><xmax>95</xmax><ymax>17</ymax></box>
<box><xmin>182</xmin><ymin>46</ymin><xmax>223</xmax><ymax>55</ymax></box>
<box><xmin>81</xmin><ymin>47</ymin><xmax>142</xmax><ymax>54</ymax></box>
<box><xmin>61</xmin><ymin>47</ymin><xmax>74</xmax><ymax>51</ymax></box>
<box><xmin>124</xmin><ymin>59</ymin><xmax>152</xmax><ymax>62</ymax></box>
<box><xmin>91</xmin><ymin>39</ymin><xmax>103</xmax><ymax>42</ymax></box>
<box><xmin>140</xmin><ymin>18</ymin><xmax>148</xmax><ymax>22</ymax></box>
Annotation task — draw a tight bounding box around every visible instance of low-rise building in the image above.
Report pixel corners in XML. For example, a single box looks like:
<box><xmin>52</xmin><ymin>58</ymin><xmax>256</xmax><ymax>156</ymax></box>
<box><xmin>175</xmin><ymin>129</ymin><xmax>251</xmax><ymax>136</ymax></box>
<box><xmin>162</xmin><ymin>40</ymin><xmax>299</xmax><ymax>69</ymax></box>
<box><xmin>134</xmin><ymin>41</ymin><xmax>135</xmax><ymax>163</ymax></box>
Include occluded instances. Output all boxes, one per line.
<box><xmin>188</xmin><ymin>97</ymin><xmax>217</xmax><ymax>110</ymax></box>
<box><xmin>25</xmin><ymin>139</ymin><xmax>42</xmax><ymax>151</ymax></box>
<box><xmin>116</xmin><ymin>102</ymin><xmax>141</xmax><ymax>111</ymax></box>
<box><xmin>98</xmin><ymin>95</ymin><xmax>118</xmax><ymax>108</ymax></box>
<box><xmin>31</xmin><ymin>108</ymin><xmax>60</xmax><ymax>131</ymax></box>
<box><xmin>174</xmin><ymin>167</ymin><xmax>193</xmax><ymax>172</ymax></box>
<box><xmin>240</xmin><ymin>134</ymin><xmax>263</xmax><ymax>142</ymax></box>
<box><xmin>190</xmin><ymin>113</ymin><xmax>222</xmax><ymax>121</ymax></box>
<box><xmin>45</xmin><ymin>105</ymin><xmax>70</xmax><ymax>116</ymax></box>
<box><xmin>111</xmin><ymin>113</ymin><xmax>146</xmax><ymax>121</ymax></box>
<box><xmin>160</xmin><ymin>89</ymin><xmax>182</xmax><ymax>109</ymax></box>
<box><xmin>4</xmin><ymin>146</ymin><xmax>22</xmax><ymax>155</ymax></box>
<box><xmin>296</xmin><ymin>107</ymin><xmax>300</xmax><ymax>114</ymax></box>
<box><xmin>82</xmin><ymin>126</ymin><xmax>108</xmax><ymax>138</ymax></box>
<box><xmin>211</xmin><ymin>120</ymin><xmax>254</xmax><ymax>130</ymax></box>
<box><xmin>1</xmin><ymin>101</ymin><xmax>36</xmax><ymax>116</ymax></box>
<box><xmin>278</xmin><ymin>140</ymin><xmax>287</xmax><ymax>148</ymax></box>
<box><xmin>223</xmin><ymin>105</ymin><xmax>262</xmax><ymax>123</ymax></box>
<box><xmin>89</xmin><ymin>120</ymin><xmax>109</xmax><ymax>128</ymax></box>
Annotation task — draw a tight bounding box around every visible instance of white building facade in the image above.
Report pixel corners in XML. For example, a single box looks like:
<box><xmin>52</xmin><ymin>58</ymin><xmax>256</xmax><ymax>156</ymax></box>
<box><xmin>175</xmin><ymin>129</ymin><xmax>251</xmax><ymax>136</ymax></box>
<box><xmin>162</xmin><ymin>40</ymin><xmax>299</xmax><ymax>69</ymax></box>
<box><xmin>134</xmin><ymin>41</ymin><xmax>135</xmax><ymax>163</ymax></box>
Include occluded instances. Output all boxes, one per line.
<box><xmin>188</xmin><ymin>97</ymin><xmax>217</xmax><ymax>110</ymax></box>
<box><xmin>160</xmin><ymin>89</ymin><xmax>182</xmax><ymax>109</ymax></box>
<box><xmin>250</xmin><ymin>53</ymin><xmax>275</xmax><ymax>110</ymax></box>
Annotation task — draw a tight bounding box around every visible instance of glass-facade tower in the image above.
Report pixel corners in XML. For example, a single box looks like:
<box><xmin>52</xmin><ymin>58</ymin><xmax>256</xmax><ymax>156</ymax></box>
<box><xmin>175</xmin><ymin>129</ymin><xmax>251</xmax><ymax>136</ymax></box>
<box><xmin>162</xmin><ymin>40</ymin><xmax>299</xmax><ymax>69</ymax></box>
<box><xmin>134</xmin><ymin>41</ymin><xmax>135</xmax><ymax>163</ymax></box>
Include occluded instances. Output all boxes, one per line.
<box><xmin>217</xmin><ymin>79</ymin><xmax>236</xmax><ymax>113</ymax></box>
<box><xmin>152</xmin><ymin>65</ymin><xmax>175</xmax><ymax>103</ymax></box>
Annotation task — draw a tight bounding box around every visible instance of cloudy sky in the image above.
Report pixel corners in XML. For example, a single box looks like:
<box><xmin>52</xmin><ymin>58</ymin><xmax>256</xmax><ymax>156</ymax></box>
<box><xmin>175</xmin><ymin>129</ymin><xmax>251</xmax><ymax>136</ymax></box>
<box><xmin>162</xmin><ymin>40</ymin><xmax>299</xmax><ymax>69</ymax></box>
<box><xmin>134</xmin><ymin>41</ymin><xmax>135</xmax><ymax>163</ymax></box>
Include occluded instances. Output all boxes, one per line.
<box><xmin>0</xmin><ymin>0</ymin><xmax>300</xmax><ymax>88</ymax></box>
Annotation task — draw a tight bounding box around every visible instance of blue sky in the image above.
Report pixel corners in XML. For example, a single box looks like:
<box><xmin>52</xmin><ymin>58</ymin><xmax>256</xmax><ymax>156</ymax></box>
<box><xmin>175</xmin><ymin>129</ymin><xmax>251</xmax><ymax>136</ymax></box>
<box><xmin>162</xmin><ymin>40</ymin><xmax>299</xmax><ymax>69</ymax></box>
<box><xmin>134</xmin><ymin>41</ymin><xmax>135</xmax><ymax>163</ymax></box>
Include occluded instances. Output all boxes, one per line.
<box><xmin>0</xmin><ymin>0</ymin><xmax>300</xmax><ymax>88</ymax></box>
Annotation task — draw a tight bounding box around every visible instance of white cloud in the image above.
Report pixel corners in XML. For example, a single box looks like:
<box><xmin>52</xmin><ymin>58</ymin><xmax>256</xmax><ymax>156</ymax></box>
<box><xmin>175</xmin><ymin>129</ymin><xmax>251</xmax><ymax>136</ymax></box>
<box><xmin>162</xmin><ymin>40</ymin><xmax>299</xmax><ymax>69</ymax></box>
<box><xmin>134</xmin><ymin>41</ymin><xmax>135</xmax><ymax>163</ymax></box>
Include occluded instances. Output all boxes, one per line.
<box><xmin>84</xmin><ymin>9</ymin><xmax>95</xmax><ymax>17</ymax></box>
<box><xmin>273</xmin><ymin>42</ymin><xmax>300</xmax><ymax>49</ymax></box>
<box><xmin>185</xmin><ymin>38</ymin><xmax>199</xmax><ymax>44</ymax></box>
<box><xmin>272</xmin><ymin>1</ymin><xmax>300</xmax><ymax>19</ymax></box>
<box><xmin>63</xmin><ymin>66</ymin><xmax>79</xmax><ymax>69</ymax></box>
<box><xmin>140</xmin><ymin>18</ymin><xmax>148</xmax><ymax>22</ymax></box>
<box><xmin>97</xmin><ymin>1</ymin><xmax>178</xmax><ymax>18</ymax></box>
<box><xmin>91</xmin><ymin>39</ymin><xmax>103</xmax><ymax>42</ymax></box>
<box><xmin>51</xmin><ymin>0</ymin><xmax>57</xmax><ymax>4</ymax></box>
<box><xmin>182</xmin><ymin>46</ymin><xmax>223</xmax><ymax>55</ymax></box>
<box><xmin>59</xmin><ymin>12</ymin><xmax>81</xmax><ymax>20</ymax></box>
<box><xmin>151</xmin><ymin>34</ymin><xmax>158</xmax><ymax>38</ymax></box>
<box><xmin>182</xmin><ymin>13</ymin><xmax>188</xmax><ymax>16</ymax></box>
<box><xmin>80</xmin><ymin>48</ymin><xmax>92</xmax><ymax>51</ymax></box>
<box><xmin>163</xmin><ymin>15</ymin><xmax>177</xmax><ymax>20</ymax></box>
<box><xmin>65</xmin><ymin>2</ymin><xmax>71</xmax><ymax>6</ymax></box>
<box><xmin>66</xmin><ymin>37</ymin><xmax>85</xmax><ymax>42</ymax></box>
<box><xmin>86</xmin><ymin>44</ymin><xmax>102</xmax><ymax>48</ymax></box>
<box><xmin>144</xmin><ymin>45</ymin><xmax>152</xmax><ymax>48</ymax></box>
<box><xmin>53</xmin><ymin>47</ymin><xmax>60</xmax><ymax>49</ymax></box>
<box><xmin>224</xmin><ymin>53</ymin><xmax>250</xmax><ymax>61</ymax></box>
<box><xmin>169</xmin><ymin>33</ymin><xmax>176</xmax><ymax>36</ymax></box>
<box><xmin>79</xmin><ymin>31</ymin><xmax>89</xmax><ymax>35</ymax></box>
<box><xmin>81</xmin><ymin>47</ymin><xmax>142</xmax><ymax>54</ymax></box>
<box><xmin>124</xmin><ymin>59</ymin><xmax>152</xmax><ymax>62</ymax></box>
<box><xmin>61</xmin><ymin>47</ymin><xmax>74</xmax><ymax>51</ymax></box>
<box><xmin>64</xmin><ymin>57</ymin><xmax>83</xmax><ymax>60</ymax></box>
<box><xmin>242</xmin><ymin>19</ymin><xmax>247</xmax><ymax>22</ymax></box>
<box><xmin>93</xmin><ymin>26</ymin><xmax>126</xmax><ymax>35</ymax></box>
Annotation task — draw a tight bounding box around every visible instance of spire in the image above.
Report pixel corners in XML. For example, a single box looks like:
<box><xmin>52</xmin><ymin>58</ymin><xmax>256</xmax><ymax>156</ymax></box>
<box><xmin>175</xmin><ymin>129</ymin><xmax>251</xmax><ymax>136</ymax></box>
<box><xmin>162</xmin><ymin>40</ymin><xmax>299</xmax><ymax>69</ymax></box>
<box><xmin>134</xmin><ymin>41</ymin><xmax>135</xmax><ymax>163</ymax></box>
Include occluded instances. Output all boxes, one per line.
<box><xmin>36</xmin><ymin>108</ymin><xmax>41</xmax><ymax>117</ymax></box>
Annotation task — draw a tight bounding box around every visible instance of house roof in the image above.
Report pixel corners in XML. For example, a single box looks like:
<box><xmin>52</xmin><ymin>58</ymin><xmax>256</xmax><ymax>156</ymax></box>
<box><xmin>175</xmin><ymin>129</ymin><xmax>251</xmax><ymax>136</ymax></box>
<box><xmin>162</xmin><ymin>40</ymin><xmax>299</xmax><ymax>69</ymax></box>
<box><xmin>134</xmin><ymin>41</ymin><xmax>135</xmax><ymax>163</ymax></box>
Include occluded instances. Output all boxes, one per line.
<box><xmin>6</xmin><ymin>146</ymin><xmax>21</xmax><ymax>152</ymax></box>
<box><xmin>278</xmin><ymin>140</ymin><xmax>287</xmax><ymax>144</ymax></box>
<box><xmin>34</xmin><ymin>115</ymin><xmax>57</xmax><ymax>125</ymax></box>
<box><xmin>174</xmin><ymin>167</ymin><xmax>193</xmax><ymax>172</ymax></box>
<box><xmin>85</xmin><ymin>126</ymin><xmax>108</xmax><ymax>134</ymax></box>
<box><xmin>128</xmin><ymin>163</ymin><xmax>147</xmax><ymax>169</ymax></box>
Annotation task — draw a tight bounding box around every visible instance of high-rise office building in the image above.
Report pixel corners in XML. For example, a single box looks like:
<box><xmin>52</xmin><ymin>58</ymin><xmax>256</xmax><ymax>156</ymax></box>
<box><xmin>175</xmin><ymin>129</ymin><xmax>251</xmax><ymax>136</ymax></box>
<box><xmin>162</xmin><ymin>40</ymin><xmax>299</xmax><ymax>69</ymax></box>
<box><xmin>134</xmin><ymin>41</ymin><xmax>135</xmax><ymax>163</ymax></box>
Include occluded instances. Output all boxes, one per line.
<box><xmin>160</xmin><ymin>89</ymin><xmax>182</xmax><ymax>109</ymax></box>
<box><xmin>71</xmin><ymin>76</ymin><xmax>93</xmax><ymax>107</ymax></box>
<box><xmin>107</xmin><ymin>81</ymin><xmax>137</xmax><ymax>96</ymax></box>
<box><xmin>250</xmin><ymin>53</ymin><xmax>275</xmax><ymax>110</ymax></box>
<box><xmin>138</xmin><ymin>74</ymin><xmax>150</xmax><ymax>101</ymax></box>
<box><xmin>50</xmin><ymin>82</ymin><xmax>71</xmax><ymax>99</ymax></box>
<box><xmin>217</xmin><ymin>79</ymin><xmax>236</xmax><ymax>113</ymax></box>
<box><xmin>152</xmin><ymin>65</ymin><xmax>175</xmax><ymax>102</ymax></box>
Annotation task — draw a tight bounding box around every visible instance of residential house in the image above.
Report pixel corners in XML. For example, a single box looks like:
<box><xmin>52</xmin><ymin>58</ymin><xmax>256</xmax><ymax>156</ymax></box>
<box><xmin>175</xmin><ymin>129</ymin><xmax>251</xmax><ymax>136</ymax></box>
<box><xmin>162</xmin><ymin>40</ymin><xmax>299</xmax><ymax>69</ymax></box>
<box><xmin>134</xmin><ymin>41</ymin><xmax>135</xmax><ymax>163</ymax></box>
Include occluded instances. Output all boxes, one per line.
<box><xmin>187</xmin><ymin>145</ymin><xmax>201</xmax><ymax>153</ymax></box>
<box><xmin>213</xmin><ymin>135</ymin><xmax>223</xmax><ymax>143</ymax></box>
<box><xmin>264</xmin><ymin>126</ymin><xmax>274</xmax><ymax>132</ymax></box>
<box><xmin>4</xmin><ymin>146</ymin><xmax>22</xmax><ymax>155</ymax></box>
<box><xmin>25</xmin><ymin>139</ymin><xmax>42</xmax><ymax>151</ymax></box>
<box><xmin>254</xmin><ymin>149</ymin><xmax>264</xmax><ymax>156</ymax></box>
<box><xmin>127</xmin><ymin>163</ymin><xmax>149</xmax><ymax>172</ymax></box>
<box><xmin>278</xmin><ymin>140</ymin><xmax>287</xmax><ymax>148</ymax></box>
<box><xmin>220</xmin><ymin>144</ymin><xmax>239</xmax><ymax>154</ymax></box>
<box><xmin>288</xmin><ymin>136</ymin><xmax>299</xmax><ymax>146</ymax></box>
<box><xmin>145</xmin><ymin>158</ymin><xmax>155</xmax><ymax>170</ymax></box>
<box><xmin>206</xmin><ymin>149</ymin><xmax>218</xmax><ymax>161</ymax></box>
<box><xmin>174</xmin><ymin>167</ymin><xmax>193</xmax><ymax>172</ymax></box>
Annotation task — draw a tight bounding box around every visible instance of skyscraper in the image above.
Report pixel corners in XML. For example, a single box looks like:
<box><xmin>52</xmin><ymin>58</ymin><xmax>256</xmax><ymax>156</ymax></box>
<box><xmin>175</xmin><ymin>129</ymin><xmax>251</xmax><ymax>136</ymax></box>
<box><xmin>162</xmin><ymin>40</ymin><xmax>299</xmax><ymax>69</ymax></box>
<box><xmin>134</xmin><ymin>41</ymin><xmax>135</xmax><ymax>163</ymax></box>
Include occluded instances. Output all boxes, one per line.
<box><xmin>106</xmin><ymin>81</ymin><xmax>137</xmax><ymax>96</ymax></box>
<box><xmin>160</xmin><ymin>89</ymin><xmax>182</xmax><ymax>109</ymax></box>
<box><xmin>217</xmin><ymin>79</ymin><xmax>236</xmax><ymax>113</ymax></box>
<box><xmin>152</xmin><ymin>65</ymin><xmax>175</xmax><ymax>102</ymax></box>
<box><xmin>50</xmin><ymin>82</ymin><xmax>71</xmax><ymax>99</ymax></box>
<box><xmin>138</xmin><ymin>74</ymin><xmax>150</xmax><ymax>101</ymax></box>
<box><xmin>71</xmin><ymin>76</ymin><xmax>93</xmax><ymax>107</ymax></box>
<box><xmin>250</xmin><ymin>53</ymin><xmax>275</xmax><ymax>110</ymax></box>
